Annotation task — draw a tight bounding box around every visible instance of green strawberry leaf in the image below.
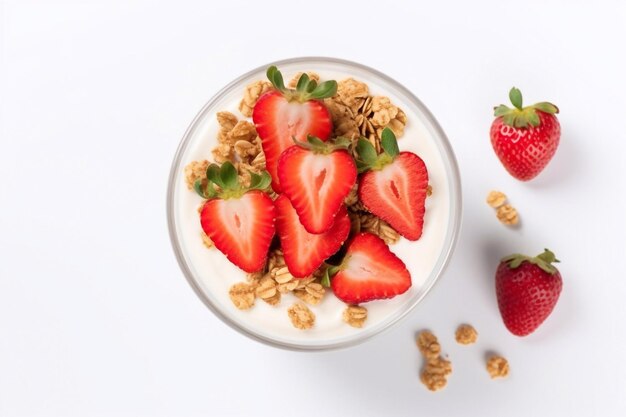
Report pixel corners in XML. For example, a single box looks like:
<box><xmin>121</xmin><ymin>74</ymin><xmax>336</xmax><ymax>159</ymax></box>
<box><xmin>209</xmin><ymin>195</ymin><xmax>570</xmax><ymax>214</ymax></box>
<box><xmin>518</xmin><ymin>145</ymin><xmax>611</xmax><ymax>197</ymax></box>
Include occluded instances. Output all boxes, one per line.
<box><xmin>307</xmin><ymin>135</ymin><xmax>326</xmax><ymax>148</ymax></box>
<box><xmin>249</xmin><ymin>170</ymin><xmax>272</xmax><ymax>191</ymax></box>
<box><xmin>267</xmin><ymin>65</ymin><xmax>285</xmax><ymax>92</ymax></box>
<box><xmin>494</xmin><ymin>104</ymin><xmax>511</xmax><ymax>117</ymax></box>
<box><xmin>296</xmin><ymin>72</ymin><xmax>310</xmax><ymax>93</ymax></box>
<box><xmin>206</xmin><ymin>164</ymin><xmax>224</xmax><ymax>188</ymax></box>
<box><xmin>306</xmin><ymin>79</ymin><xmax>318</xmax><ymax>93</ymax></box>
<box><xmin>308</xmin><ymin>80</ymin><xmax>338</xmax><ymax>99</ymax></box>
<box><xmin>321</xmin><ymin>268</ymin><xmax>331</xmax><ymax>287</ymax></box>
<box><xmin>527</xmin><ymin>109</ymin><xmax>540</xmax><ymax>127</ymax></box>
<box><xmin>193</xmin><ymin>179</ymin><xmax>216</xmax><ymax>199</ymax></box>
<box><xmin>509</xmin><ymin>87</ymin><xmax>523</xmax><ymax>109</ymax></box>
<box><xmin>533</xmin><ymin>102</ymin><xmax>559</xmax><ymax>114</ymax></box>
<box><xmin>356</xmin><ymin>138</ymin><xmax>378</xmax><ymax>164</ymax></box>
<box><xmin>219</xmin><ymin>161</ymin><xmax>239</xmax><ymax>190</ymax></box>
<box><xmin>380</xmin><ymin>127</ymin><xmax>399</xmax><ymax>158</ymax></box>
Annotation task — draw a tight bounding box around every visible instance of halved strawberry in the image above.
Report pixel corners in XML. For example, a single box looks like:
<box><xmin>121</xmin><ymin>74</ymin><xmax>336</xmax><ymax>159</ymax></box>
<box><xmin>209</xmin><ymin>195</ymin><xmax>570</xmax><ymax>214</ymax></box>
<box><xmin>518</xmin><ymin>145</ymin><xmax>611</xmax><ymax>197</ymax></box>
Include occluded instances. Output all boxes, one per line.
<box><xmin>278</xmin><ymin>136</ymin><xmax>357</xmax><ymax>234</ymax></box>
<box><xmin>356</xmin><ymin>128</ymin><xmax>429</xmax><ymax>241</ymax></box>
<box><xmin>274</xmin><ymin>195</ymin><xmax>350</xmax><ymax>278</ymax></box>
<box><xmin>194</xmin><ymin>162</ymin><xmax>275</xmax><ymax>272</ymax></box>
<box><xmin>329</xmin><ymin>232</ymin><xmax>411</xmax><ymax>304</ymax></box>
<box><xmin>253</xmin><ymin>67</ymin><xmax>336</xmax><ymax>192</ymax></box>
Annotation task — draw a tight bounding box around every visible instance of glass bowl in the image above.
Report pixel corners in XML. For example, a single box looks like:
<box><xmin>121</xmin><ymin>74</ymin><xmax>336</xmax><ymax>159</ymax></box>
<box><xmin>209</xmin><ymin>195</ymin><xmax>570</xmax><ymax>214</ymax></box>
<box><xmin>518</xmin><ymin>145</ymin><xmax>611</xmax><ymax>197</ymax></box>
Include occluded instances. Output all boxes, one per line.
<box><xmin>167</xmin><ymin>57</ymin><xmax>461</xmax><ymax>351</ymax></box>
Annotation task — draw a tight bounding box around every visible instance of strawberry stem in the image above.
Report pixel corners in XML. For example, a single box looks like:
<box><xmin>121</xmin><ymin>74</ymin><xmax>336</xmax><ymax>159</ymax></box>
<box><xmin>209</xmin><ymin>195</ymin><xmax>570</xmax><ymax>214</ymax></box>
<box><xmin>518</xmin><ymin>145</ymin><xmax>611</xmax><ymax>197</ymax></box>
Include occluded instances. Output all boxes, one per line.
<box><xmin>292</xmin><ymin>135</ymin><xmax>352</xmax><ymax>154</ymax></box>
<box><xmin>193</xmin><ymin>161</ymin><xmax>272</xmax><ymax>200</ymax></box>
<box><xmin>501</xmin><ymin>249</ymin><xmax>560</xmax><ymax>274</ymax></box>
<box><xmin>266</xmin><ymin>66</ymin><xmax>337</xmax><ymax>102</ymax></box>
<box><xmin>493</xmin><ymin>87</ymin><xmax>559</xmax><ymax>128</ymax></box>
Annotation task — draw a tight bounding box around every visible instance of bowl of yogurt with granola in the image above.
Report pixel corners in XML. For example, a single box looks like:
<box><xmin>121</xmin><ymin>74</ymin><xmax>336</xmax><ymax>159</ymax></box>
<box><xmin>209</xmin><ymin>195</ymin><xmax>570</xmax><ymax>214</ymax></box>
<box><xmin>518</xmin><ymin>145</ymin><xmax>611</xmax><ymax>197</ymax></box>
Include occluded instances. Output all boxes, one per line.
<box><xmin>167</xmin><ymin>57</ymin><xmax>461</xmax><ymax>350</ymax></box>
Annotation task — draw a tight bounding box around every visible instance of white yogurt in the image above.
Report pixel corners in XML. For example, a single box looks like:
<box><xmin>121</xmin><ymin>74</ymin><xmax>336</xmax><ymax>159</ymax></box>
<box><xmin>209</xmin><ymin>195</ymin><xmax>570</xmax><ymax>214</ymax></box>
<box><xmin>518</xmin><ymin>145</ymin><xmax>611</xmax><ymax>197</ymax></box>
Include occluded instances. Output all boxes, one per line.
<box><xmin>170</xmin><ymin>60</ymin><xmax>459</xmax><ymax>349</ymax></box>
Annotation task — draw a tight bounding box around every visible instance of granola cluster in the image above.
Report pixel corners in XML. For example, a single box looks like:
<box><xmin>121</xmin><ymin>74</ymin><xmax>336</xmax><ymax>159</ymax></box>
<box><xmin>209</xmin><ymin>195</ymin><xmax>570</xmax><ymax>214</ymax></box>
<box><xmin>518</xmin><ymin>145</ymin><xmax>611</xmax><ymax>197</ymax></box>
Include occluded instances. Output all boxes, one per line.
<box><xmin>486</xmin><ymin>190</ymin><xmax>519</xmax><ymax>226</ymax></box>
<box><xmin>455</xmin><ymin>324</ymin><xmax>478</xmax><ymax>345</ymax></box>
<box><xmin>486</xmin><ymin>355</ymin><xmax>510</xmax><ymax>379</ymax></box>
<box><xmin>343</xmin><ymin>305</ymin><xmax>368</xmax><ymax>328</ymax></box>
<box><xmin>416</xmin><ymin>330</ymin><xmax>452</xmax><ymax>392</ymax></box>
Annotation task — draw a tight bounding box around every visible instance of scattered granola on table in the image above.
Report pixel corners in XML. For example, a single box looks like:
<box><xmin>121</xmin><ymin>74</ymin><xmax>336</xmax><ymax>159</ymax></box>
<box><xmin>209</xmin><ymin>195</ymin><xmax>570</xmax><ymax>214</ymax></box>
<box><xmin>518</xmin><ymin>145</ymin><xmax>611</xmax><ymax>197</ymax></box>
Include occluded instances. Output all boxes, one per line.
<box><xmin>486</xmin><ymin>190</ymin><xmax>507</xmax><ymax>208</ymax></box>
<box><xmin>486</xmin><ymin>355</ymin><xmax>510</xmax><ymax>379</ymax></box>
<box><xmin>496</xmin><ymin>204</ymin><xmax>519</xmax><ymax>226</ymax></box>
<box><xmin>455</xmin><ymin>324</ymin><xmax>478</xmax><ymax>345</ymax></box>
<box><xmin>416</xmin><ymin>330</ymin><xmax>452</xmax><ymax>392</ymax></box>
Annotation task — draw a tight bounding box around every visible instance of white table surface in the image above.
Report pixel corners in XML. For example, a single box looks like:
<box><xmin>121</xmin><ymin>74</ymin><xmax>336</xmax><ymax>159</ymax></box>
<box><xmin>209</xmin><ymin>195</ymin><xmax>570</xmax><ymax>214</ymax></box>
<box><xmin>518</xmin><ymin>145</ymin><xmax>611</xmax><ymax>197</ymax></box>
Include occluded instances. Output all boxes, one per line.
<box><xmin>2</xmin><ymin>1</ymin><xmax>625</xmax><ymax>416</ymax></box>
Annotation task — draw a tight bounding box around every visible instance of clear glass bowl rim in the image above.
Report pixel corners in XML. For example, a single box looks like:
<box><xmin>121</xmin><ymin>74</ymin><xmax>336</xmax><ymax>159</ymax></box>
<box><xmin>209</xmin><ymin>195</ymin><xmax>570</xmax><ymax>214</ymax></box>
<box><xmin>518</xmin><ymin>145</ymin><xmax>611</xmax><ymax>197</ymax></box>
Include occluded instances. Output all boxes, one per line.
<box><xmin>166</xmin><ymin>56</ymin><xmax>462</xmax><ymax>351</ymax></box>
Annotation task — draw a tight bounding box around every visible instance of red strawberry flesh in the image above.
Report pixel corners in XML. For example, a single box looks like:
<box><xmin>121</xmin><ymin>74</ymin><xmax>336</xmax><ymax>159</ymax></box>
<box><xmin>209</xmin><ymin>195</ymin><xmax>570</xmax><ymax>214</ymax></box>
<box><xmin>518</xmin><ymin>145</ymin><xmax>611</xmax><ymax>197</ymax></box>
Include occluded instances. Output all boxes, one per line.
<box><xmin>278</xmin><ymin>146</ymin><xmax>356</xmax><ymax>234</ymax></box>
<box><xmin>200</xmin><ymin>190</ymin><xmax>275</xmax><ymax>273</ymax></box>
<box><xmin>275</xmin><ymin>195</ymin><xmax>350</xmax><ymax>278</ymax></box>
<box><xmin>359</xmin><ymin>152</ymin><xmax>428</xmax><ymax>240</ymax></box>
<box><xmin>331</xmin><ymin>233</ymin><xmax>411</xmax><ymax>304</ymax></box>
<box><xmin>253</xmin><ymin>91</ymin><xmax>332</xmax><ymax>192</ymax></box>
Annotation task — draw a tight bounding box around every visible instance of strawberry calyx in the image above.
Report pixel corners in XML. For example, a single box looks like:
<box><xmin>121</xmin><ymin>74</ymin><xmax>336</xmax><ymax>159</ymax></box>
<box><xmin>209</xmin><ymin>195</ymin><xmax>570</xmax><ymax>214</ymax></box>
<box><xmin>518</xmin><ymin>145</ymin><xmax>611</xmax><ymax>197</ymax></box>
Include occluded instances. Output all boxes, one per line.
<box><xmin>501</xmin><ymin>248</ymin><xmax>560</xmax><ymax>274</ymax></box>
<box><xmin>266</xmin><ymin>66</ymin><xmax>338</xmax><ymax>103</ymax></box>
<box><xmin>320</xmin><ymin>264</ymin><xmax>342</xmax><ymax>287</ymax></box>
<box><xmin>355</xmin><ymin>127</ymin><xmax>399</xmax><ymax>172</ymax></box>
<box><xmin>494</xmin><ymin>87</ymin><xmax>559</xmax><ymax>128</ymax></box>
<box><xmin>292</xmin><ymin>135</ymin><xmax>352</xmax><ymax>155</ymax></box>
<box><xmin>193</xmin><ymin>161</ymin><xmax>271</xmax><ymax>200</ymax></box>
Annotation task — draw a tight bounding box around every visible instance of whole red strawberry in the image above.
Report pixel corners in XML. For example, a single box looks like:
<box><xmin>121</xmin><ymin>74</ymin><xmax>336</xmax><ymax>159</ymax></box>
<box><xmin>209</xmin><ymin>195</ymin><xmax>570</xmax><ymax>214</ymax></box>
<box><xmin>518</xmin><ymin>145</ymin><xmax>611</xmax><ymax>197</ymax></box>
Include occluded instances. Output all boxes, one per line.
<box><xmin>495</xmin><ymin>249</ymin><xmax>563</xmax><ymax>336</ymax></box>
<box><xmin>490</xmin><ymin>87</ymin><xmax>560</xmax><ymax>181</ymax></box>
<box><xmin>253</xmin><ymin>67</ymin><xmax>336</xmax><ymax>193</ymax></box>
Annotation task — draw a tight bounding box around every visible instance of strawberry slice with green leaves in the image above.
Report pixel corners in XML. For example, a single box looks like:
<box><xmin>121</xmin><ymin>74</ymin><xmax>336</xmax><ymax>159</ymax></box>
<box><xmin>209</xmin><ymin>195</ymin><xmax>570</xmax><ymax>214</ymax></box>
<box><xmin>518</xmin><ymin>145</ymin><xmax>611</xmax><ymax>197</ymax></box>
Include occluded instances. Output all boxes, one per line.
<box><xmin>278</xmin><ymin>136</ymin><xmax>357</xmax><ymax>234</ymax></box>
<box><xmin>193</xmin><ymin>162</ymin><xmax>275</xmax><ymax>273</ymax></box>
<box><xmin>253</xmin><ymin>66</ymin><xmax>337</xmax><ymax>193</ymax></box>
<box><xmin>356</xmin><ymin>128</ymin><xmax>429</xmax><ymax>241</ymax></box>
<box><xmin>275</xmin><ymin>195</ymin><xmax>350</xmax><ymax>278</ymax></box>
<box><xmin>327</xmin><ymin>232</ymin><xmax>411</xmax><ymax>304</ymax></box>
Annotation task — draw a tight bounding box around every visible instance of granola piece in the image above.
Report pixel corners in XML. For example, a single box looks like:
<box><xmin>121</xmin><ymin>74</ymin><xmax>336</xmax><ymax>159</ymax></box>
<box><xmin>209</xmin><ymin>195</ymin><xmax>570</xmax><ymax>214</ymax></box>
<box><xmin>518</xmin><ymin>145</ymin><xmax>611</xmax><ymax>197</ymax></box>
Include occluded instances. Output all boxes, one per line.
<box><xmin>229</xmin><ymin>120</ymin><xmax>257</xmax><ymax>144</ymax></box>
<box><xmin>255</xmin><ymin>275</ymin><xmax>280</xmax><ymax>305</ymax></box>
<box><xmin>344</xmin><ymin>184</ymin><xmax>359</xmax><ymax>207</ymax></box>
<box><xmin>496</xmin><ymin>204</ymin><xmax>519</xmax><ymax>226</ymax></box>
<box><xmin>343</xmin><ymin>305</ymin><xmax>368</xmax><ymax>328</ymax></box>
<box><xmin>294</xmin><ymin>282</ymin><xmax>325</xmax><ymax>305</ymax></box>
<box><xmin>239</xmin><ymin>80</ymin><xmax>272</xmax><ymax>117</ymax></box>
<box><xmin>184</xmin><ymin>160</ymin><xmax>209</xmax><ymax>190</ymax></box>
<box><xmin>267</xmin><ymin>249</ymin><xmax>285</xmax><ymax>271</ymax></box>
<box><xmin>271</xmin><ymin>266</ymin><xmax>299</xmax><ymax>293</ymax></box>
<box><xmin>455</xmin><ymin>324</ymin><xmax>478</xmax><ymax>345</ymax></box>
<box><xmin>287</xmin><ymin>71</ymin><xmax>320</xmax><ymax>88</ymax></box>
<box><xmin>486</xmin><ymin>190</ymin><xmax>507</xmax><ymax>208</ymax></box>
<box><xmin>337</xmin><ymin>78</ymin><xmax>369</xmax><ymax>114</ymax></box>
<box><xmin>416</xmin><ymin>330</ymin><xmax>452</xmax><ymax>392</ymax></box>
<box><xmin>358</xmin><ymin>212</ymin><xmax>400</xmax><ymax>244</ymax></box>
<box><xmin>287</xmin><ymin>303</ymin><xmax>315</xmax><ymax>330</ymax></box>
<box><xmin>234</xmin><ymin>140</ymin><xmax>258</xmax><ymax>159</ymax></box>
<box><xmin>384</xmin><ymin>107</ymin><xmax>407</xmax><ymax>138</ymax></box>
<box><xmin>416</xmin><ymin>330</ymin><xmax>441</xmax><ymax>361</ymax></box>
<box><xmin>212</xmin><ymin>143</ymin><xmax>233</xmax><ymax>164</ymax></box>
<box><xmin>324</xmin><ymin>98</ymin><xmax>360</xmax><ymax>139</ymax></box>
<box><xmin>420</xmin><ymin>357</ymin><xmax>453</xmax><ymax>392</ymax></box>
<box><xmin>486</xmin><ymin>355</ymin><xmax>509</xmax><ymax>379</ymax></box>
<box><xmin>250</xmin><ymin>149</ymin><xmax>266</xmax><ymax>171</ymax></box>
<box><xmin>201</xmin><ymin>232</ymin><xmax>213</xmax><ymax>249</ymax></box>
<box><xmin>228</xmin><ymin>282</ymin><xmax>256</xmax><ymax>310</ymax></box>
<box><xmin>370</xmin><ymin>96</ymin><xmax>399</xmax><ymax>128</ymax></box>
<box><xmin>246</xmin><ymin>271</ymin><xmax>264</xmax><ymax>285</ymax></box>
<box><xmin>217</xmin><ymin>111</ymin><xmax>238</xmax><ymax>132</ymax></box>
<box><xmin>294</xmin><ymin>276</ymin><xmax>316</xmax><ymax>290</ymax></box>
<box><xmin>426</xmin><ymin>185</ymin><xmax>433</xmax><ymax>197</ymax></box>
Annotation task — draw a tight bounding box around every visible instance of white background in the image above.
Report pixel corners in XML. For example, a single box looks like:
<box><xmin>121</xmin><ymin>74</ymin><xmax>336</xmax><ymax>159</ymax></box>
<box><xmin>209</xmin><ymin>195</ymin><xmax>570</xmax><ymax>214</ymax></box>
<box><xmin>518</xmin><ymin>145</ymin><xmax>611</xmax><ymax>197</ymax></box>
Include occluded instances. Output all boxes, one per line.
<box><xmin>2</xmin><ymin>1</ymin><xmax>625</xmax><ymax>416</ymax></box>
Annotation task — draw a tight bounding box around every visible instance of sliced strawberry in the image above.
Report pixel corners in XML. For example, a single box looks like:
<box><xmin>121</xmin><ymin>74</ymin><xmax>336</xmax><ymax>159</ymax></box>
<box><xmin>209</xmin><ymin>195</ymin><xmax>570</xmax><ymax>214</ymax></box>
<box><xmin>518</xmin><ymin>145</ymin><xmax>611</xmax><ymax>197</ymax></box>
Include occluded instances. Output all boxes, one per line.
<box><xmin>275</xmin><ymin>195</ymin><xmax>350</xmax><ymax>278</ymax></box>
<box><xmin>253</xmin><ymin>67</ymin><xmax>336</xmax><ymax>192</ymax></box>
<box><xmin>330</xmin><ymin>232</ymin><xmax>411</xmax><ymax>304</ymax></box>
<box><xmin>356</xmin><ymin>128</ymin><xmax>429</xmax><ymax>241</ymax></box>
<box><xmin>278</xmin><ymin>136</ymin><xmax>357</xmax><ymax>234</ymax></box>
<box><xmin>195</xmin><ymin>162</ymin><xmax>275</xmax><ymax>273</ymax></box>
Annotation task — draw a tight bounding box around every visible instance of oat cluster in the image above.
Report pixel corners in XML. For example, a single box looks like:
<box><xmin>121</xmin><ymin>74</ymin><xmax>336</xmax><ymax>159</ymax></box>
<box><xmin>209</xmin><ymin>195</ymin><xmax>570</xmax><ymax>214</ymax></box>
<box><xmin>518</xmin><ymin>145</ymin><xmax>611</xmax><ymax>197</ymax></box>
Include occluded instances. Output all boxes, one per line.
<box><xmin>342</xmin><ymin>305</ymin><xmax>368</xmax><ymax>328</ymax></box>
<box><xmin>486</xmin><ymin>190</ymin><xmax>519</xmax><ymax>226</ymax></box>
<box><xmin>486</xmin><ymin>355</ymin><xmax>510</xmax><ymax>379</ymax></box>
<box><xmin>287</xmin><ymin>303</ymin><xmax>316</xmax><ymax>330</ymax></box>
<box><xmin>455</xmin><ymin>324</ymin><xmax>478</xmax><ymax>345</ymax></box>
<box><xmin>416</xmin><ymin>330</ymin><xmax>452</xmax><ymax>392</ymax></box>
